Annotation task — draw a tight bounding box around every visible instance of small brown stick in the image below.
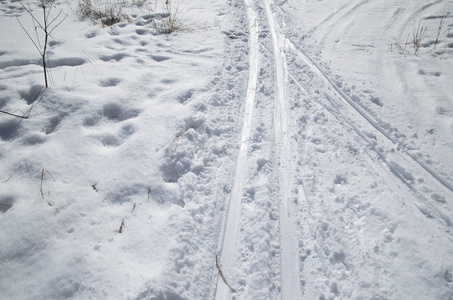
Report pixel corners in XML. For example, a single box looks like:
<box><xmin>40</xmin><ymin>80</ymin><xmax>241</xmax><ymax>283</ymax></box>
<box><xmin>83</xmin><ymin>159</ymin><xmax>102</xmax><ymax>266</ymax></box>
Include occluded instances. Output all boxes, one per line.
<box><xmin>147</xmin><ymin>187</ymin><xmax>151</xmax><ymax>200</ymax></box>
<box><xmin>131</xmin><ymin>203</ymin><xmax>136</xmax><ymax>213</ymax></box>
<box><xmin>216</xmin><ymin>254</ymin><xmax>236</xmax><ymax>293</ymax></box>
<box><xmin>119</xmin><ymin>218</ymin><xmax>125</xmax><ymax>233</ymax></box>
<box><xmin>0</xmin><ymin>109</ymin><xmax>30</xmax><ymax>119</ymax></box>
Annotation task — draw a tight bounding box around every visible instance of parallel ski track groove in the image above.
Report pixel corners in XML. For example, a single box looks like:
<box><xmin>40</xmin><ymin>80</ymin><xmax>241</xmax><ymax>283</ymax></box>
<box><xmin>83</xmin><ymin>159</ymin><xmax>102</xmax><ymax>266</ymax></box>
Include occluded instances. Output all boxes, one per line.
<box><xmin>262</xmin><ymin>0</ymin><xmax>302</xmax><ymax>299</ymax></box>
<box><xmin>214</xmin><ymin>0</ymin><xmax>304</xmax><ymax>298</ymax></box>
<box><xmin>284</xmin><ymin>38</ymin><xmax>453</xmax><ymax>239</ymax></box>
<box><xmin>214</xmin><ymin>0</ymin><xmax>259</xmax><ymax>298</ymax></box>
<box><xmin>287</xmin><ymin>39</ymin><xmax>453</xmax><ymax>193</ymax></box>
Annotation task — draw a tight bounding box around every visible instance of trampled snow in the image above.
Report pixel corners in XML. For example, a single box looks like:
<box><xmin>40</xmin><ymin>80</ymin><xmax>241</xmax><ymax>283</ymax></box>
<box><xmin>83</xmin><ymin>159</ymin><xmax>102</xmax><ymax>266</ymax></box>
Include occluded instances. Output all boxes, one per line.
<box><xmin>1</xmin><ymin>0</ymin><xmax>453</xmax><ymax>299</ymax></box>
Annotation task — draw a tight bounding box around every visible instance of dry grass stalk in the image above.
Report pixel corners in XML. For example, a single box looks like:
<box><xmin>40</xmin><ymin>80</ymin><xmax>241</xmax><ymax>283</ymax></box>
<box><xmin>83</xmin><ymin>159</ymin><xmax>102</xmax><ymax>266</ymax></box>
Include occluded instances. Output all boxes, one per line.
<box><xmin>434</xmin><ymin>9</ymin><xmax>450</xmax><ymax>49</ymax></box>
<box><xmin>40</xmin><ymin>169</ymin><xmax>55</xmax><ymax>198</ymax></box>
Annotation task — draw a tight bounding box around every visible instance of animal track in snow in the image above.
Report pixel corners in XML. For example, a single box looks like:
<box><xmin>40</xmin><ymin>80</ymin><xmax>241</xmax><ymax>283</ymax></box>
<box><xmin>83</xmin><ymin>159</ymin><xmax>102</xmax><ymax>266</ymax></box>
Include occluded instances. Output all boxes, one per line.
<box><xmin>83</xmin><ymin>103</ymin><xmax>141</xmax><ymax>127</ymax></box>
<box><xmin>23</xmin><ymin>133</ymin><xmax>46</xmax><ymax>146</ymax></box>
<box><xmin>0</xmin><ymin>1</ymin><xmax>24</xmax><ymax>17</ymax></box>
<box><xmin>99</xmin><ymin>53</ymin><xmax>129</xmax><ymax>62</ymax></box>
<box><xmin>91</xmin><ymin>123</ymin><xmax>137</xmax><ymax>148</ymax></box>
<box><xmin>0</xmin><ymin>119</ymin><xmax>19</xmax><ymax>141</ymax></box>
<box><xmin>113</xmin><ymin>38</ymin><xmax>131</xmax><ymax>46</ymax></box>
<box><xmin>98</xmin><ymin>78</ymin><xmax>121</xmax><ymax>87</ymax></box>
<box><xmin>85</xmin><ymin>30</ymin><xmax>99</xmax><ymax>39</ymax></box>
<box><xmin>19</xmin><ymin>84</ymin><xmax>44</xmax><ymax>105</ymax></box>
<box><xmin>313</xmin><ymin>112</ymin><xmax>328</xmax><ymax>125</ymax></box>
<box><xmin>44</xmin><ymin>115</ymin><xmax>64</xmax><ymax>134</ymax></box>
<box><xmin>102</xmin><ymin>102</ymin><xmax>140</xmax><ymax>122</ymax></box>
<box><xmin>176</xmin><ymin>89</ymin><xmax>195</xmax><ymax>104</ymax></box>
<box><xmin>135</xmin><ymin>28</ymin><xmax>148</xmax><ymax>35</ymax></box>
<box><xmin>334</xmin><ymin>174</ymin><xmax>348</xmax><ymax>185</ymax></box>
<box><xmin>149</xmin><ymin>54</ymin><xmax>171</xmax><ymax>62</ymax></box>
<box><xmin>0</xmin><ymin>195</ymin><xmax>14</xmax><ymax>213</ymax></box>
<box><xmin>179</xmin><ymin>117</ymin><xmax>204</xmax><ymax>135</ymax></box>
<box><xmin>48</xmin><ymin>40</ymin><xmax>60</xmax><ymax>48</ymax></box>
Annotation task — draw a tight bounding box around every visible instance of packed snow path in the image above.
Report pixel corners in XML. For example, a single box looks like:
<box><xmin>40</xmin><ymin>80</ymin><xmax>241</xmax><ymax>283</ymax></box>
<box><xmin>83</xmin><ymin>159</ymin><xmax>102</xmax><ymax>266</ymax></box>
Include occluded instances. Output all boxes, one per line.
<box><xmin>214</xmin><ymin>0</ymin><xmax>301</xmax><ymax>298</ymax></box>
<box><xmin>213</xmin><ymin>0</ymin><xmax>453</xmax><ymax>299</ymax></box>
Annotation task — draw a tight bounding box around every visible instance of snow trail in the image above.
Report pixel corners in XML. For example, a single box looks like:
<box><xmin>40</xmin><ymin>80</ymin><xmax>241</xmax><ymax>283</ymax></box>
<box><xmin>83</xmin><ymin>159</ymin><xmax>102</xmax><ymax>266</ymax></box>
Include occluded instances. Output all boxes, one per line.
<box><xmin>215</xmin><ymin>1</ymin><xmax>303</xmax><ymax>298</ymax></box>
<box><xmin>285</xmin><ymin>39</ymin><xmax>453</xmax><ymax>237</ymax></box>
<box><xmin>263</xmin><ymin>0</ymin><xmax>302</xmax><ymax>299</ymax></box>
<box><xmin>214</xmin><ymin>0</ymin><xmax>259</xmax><ymax>298</ymax></box>
<box><xmin>287</xmin><ymin>38</ymin><xmax>453</xmax><ymax>195</ymax></box>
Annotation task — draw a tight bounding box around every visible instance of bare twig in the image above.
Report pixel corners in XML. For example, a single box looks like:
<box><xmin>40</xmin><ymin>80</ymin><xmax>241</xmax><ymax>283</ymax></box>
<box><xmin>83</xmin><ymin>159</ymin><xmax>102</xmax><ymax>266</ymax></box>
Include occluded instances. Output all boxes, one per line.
<box><xmin>119</xmin><ymin>218</ymin><xmax>125</xmax><ymax>233</ymax></box>
<box><xmin>0</xmin><ymin>109</ymin><xmax>30</xmax><ymax>119</ymax></box>
<box><xmin>215</xmin><ymin>254</ymin><xmax>237</xmax><ymax>293</ymax></box>
<box><xmin>17</xmin><ymin>0</ymin><xmax>67</xmax><ymax>87</ymax></box>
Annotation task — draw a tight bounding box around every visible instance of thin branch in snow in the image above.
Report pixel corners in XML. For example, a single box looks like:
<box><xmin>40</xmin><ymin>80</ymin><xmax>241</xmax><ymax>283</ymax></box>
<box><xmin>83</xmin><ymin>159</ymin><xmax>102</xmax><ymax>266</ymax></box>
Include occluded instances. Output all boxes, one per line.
<box><xmin>119</xmin><ymin>218</ymin><xmax>125</xmax><ymax>233</ymax></box>
<box><xmin>215</xmin><ymin>254</ymin><xmax>236</xmax><ymax>293</ymax></box>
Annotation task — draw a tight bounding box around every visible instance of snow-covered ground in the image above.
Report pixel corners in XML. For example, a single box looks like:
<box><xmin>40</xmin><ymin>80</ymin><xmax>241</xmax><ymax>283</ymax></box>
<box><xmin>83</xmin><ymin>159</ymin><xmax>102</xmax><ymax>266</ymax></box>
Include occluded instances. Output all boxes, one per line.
<box><xmin>1</xmin><ymin>0</ymin><xmax>453</xmax><ymax>299</ymax></box>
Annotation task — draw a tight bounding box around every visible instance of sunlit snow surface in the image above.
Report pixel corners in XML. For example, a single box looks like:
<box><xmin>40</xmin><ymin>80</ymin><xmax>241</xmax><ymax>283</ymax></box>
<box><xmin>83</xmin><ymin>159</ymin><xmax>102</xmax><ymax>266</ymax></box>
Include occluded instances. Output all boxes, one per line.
<box><xmin>1</xmin><ymin>0</ymin><xmax>453</xmax><ymax>299</ymax></box>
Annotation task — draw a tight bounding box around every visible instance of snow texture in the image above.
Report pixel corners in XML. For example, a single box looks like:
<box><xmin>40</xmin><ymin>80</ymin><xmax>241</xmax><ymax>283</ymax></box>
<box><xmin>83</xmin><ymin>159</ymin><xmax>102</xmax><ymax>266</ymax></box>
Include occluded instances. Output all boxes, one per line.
<box><xmin>1</xmin><ymin>0</ymin><xmax>453</xmax><ymax>299</ymax></box>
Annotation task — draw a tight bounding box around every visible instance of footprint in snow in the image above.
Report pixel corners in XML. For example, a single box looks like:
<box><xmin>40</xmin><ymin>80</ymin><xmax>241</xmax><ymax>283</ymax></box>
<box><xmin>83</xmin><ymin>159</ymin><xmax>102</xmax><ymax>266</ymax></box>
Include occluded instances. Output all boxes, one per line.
<box><xmin>0</xmin><ymin>195</ymin><xmax>14</xmax><ymax>213</ymax></box>
<box><xmin>20</xmin><ymin>132</ymin><xmax>46</xmax><ymax>146</ymax></box>
<box><xmin>45</xmin><ymin>114</ymin><xmax>64</xmax><ymax>134</ymax></box>
<box><xmin>97</xmin><ymin>78</ymin><xmax>121</xmax><ymax>87</ymax></box>
<box><xmin>0</xmin><ymin>2</ymin><xmax>24</xmax><ymax>17</ymax></box>
<box><xmin>334</xmin><ymin>174</ymin><xmax>348</xmax><ymax>185</ymax></box>
<box><xmin>18</xmin><ymin>84</ymin><xmax>44</xmax><ymax>105</ymax></box>
<box><xmin>92</xmin><ymin>123</ymin><xmax>137</xmax><ymax>148</ymax></box>
<box><xmin>83</xmin><ymin>102</ymin><xmax>141</xmax><ymax>127</ymax></box>
<box><xmin>99</xmin><ymin>53</ymin><xmax>128</xmax><ymax>62</ymax></box>
<box><xmin>102</xmin><ymin>102</ymin><xmax>140</xmax><ymax>121</ymax></box>
<box><xmin>85</xmin><ymin>30</ymin><xmax>99</xmax><ymax>39</ymax></box>
<box><xmin>148</xmin><ymin>54</ymin><xmax>171</xmax><ymax>62</ymax></box>
<box><xmin>0</xmin><ymin>119</ymin><xmax>19</xmax><ymax>141</ymax></box>
<box><xmin>177</xmin><ymin>89</ymin><xmax>195</xmax><ymax>104</ymax></box>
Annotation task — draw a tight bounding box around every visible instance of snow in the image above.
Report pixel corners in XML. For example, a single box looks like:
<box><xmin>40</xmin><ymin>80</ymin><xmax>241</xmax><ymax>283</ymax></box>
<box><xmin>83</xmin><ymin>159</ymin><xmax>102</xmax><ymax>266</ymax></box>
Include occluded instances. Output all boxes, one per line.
<box><xmin>1</xmin><ymin>0</ymin><xmax>453</xmax><ymax>299</ymax></box>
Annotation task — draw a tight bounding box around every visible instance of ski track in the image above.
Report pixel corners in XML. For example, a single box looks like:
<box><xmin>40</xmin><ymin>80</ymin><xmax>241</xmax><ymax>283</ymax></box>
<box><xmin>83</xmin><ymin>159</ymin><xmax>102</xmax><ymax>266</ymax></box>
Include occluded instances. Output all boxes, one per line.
<box><xmin>217</xmin><ymin>0</ymin><xmax>453</xmax><ymax>298</ymax></box>
<box><xmin>214</xmin><ymin>0</ymin><xmax>259</xmax><ymax>298</ymax></box>
<box><xmin>2</xmin><ymin>0</ymin><xmax>453</xmax><ymax>299</ymax></box>
<box><xmin>283</xmin><ymin>38</ymin><xmax>453</xmax><ymax>238</ymax></box>
<box><xmin>214</xmin><ymin>0</ymin><xmax>302</xmax><ymax>298</ymax></box>
<box><xmin>262</xmin><ymin>0</ymin><xmax>302</xmax><ymax>299</ymax></box>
